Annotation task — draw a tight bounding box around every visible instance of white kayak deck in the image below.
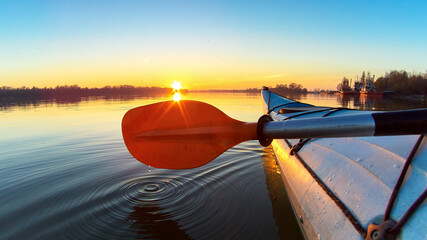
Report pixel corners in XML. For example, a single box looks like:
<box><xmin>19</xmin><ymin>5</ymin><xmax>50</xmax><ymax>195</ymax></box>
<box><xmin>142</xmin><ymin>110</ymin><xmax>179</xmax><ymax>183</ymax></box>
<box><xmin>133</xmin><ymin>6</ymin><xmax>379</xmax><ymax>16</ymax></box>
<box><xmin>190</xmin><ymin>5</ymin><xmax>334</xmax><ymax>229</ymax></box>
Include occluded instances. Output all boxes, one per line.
<box><xmin>262</xmin><ymin>90</ymin><xmax>426</xmax><ymax>240</ymax></box>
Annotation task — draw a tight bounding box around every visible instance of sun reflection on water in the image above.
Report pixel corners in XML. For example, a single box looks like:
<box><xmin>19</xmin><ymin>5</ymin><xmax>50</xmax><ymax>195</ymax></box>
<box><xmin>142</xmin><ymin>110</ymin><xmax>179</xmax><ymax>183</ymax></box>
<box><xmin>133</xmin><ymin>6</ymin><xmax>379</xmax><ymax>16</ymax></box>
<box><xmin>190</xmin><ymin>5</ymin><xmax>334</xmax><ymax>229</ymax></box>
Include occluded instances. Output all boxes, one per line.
<box><xmin>173</xmin><ymin>92</ymin><xmax>181</xmax><ymax>101</ymax></box>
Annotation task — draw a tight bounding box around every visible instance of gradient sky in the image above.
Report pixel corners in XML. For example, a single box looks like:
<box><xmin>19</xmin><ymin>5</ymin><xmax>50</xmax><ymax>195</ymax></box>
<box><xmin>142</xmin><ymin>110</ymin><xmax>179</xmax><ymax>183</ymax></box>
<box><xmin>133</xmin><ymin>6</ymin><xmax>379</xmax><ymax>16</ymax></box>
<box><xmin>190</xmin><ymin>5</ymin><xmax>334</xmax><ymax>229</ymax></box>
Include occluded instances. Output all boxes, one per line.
<box><xmin>1</xmin><ymin>0</ymin><xmax>426</xmax><ymax>90</ymax></box>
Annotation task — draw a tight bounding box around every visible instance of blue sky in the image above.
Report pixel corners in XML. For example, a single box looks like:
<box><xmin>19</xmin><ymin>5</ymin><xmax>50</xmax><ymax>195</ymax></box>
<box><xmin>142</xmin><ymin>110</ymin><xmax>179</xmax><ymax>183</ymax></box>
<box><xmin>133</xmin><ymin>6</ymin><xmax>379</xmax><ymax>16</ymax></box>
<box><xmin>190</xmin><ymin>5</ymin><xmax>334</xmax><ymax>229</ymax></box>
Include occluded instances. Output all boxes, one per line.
<box><xmin>1</xmin><ymin>0</ymin><xmax>426</xmax><ymax>89</ymax></box>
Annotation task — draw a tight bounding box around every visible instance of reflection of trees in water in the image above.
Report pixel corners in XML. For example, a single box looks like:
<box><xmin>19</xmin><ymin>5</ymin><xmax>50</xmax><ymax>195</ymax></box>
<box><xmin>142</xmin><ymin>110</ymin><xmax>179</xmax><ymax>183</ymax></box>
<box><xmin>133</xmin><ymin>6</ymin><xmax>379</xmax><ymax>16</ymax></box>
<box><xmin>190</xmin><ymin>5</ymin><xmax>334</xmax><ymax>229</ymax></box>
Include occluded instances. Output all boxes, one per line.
<box><xmin>0</xmin><ymin>86</ymin><xmax>186</xmax><ymax>110</ymax></box>
<box><xmin>359</xmin><ymin>95</ymin><xmax>380</xmax><ymax>110</ymax></box>
<box><xmin>0</xmin><ymin>85</ymin><xmax>178</xmax><ymax>98</ymax></box>
<box><xmin>372</xmin><ymin>96</ymin><xmax>427</xmax><ymax>110</ymax></box>
<box><xmin>340</xmin><ymin>94</ymin><xmax>391</xmax><ymax>110</ymax></box>
<box><xmin>341</xmin><ymin>94</ymin><xmax>376</xmax><ymax>111</ymax></box>
<box><xmin>339</xmin><ymin>95</ymin><xmax>353</xmax><ymax>109</ymax></box>
<box><xmin>338</xmin><ymin>94</ymin><xmax>427</xmax><ymax>111</ymax></box>
<box><xmin>127</xmin><ymin>204</ymin><xmax>191</xmax><ymax>239</ymax></box>
<box><xmin>0</xmin><ymin>95</ymin><xmax>161</xmax><ymax>111</ymax></box>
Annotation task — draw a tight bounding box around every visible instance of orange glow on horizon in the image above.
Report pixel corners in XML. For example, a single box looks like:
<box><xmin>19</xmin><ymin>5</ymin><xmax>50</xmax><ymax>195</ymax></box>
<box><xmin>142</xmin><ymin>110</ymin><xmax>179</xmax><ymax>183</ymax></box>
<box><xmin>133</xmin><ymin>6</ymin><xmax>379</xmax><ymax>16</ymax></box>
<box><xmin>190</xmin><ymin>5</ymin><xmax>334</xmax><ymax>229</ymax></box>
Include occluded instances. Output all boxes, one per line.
<box><xmin>2</xmin><ymin>63</ymin><xmax>348</xmax><ymax>91</ymax></box>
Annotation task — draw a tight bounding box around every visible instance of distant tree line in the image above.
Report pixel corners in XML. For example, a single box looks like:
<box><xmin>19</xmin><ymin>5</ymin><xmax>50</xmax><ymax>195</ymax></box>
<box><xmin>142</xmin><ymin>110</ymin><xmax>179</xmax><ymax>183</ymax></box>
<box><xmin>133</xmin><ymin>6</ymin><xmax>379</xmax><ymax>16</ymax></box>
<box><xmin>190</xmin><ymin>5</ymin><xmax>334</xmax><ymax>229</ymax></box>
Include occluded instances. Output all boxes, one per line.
<box><xmin>375</xmin><ymin>70</ymin><xmax>427</xmax><ymax>95</ymax></box>
<box><xmin>190</xmin><ymin>88</ymin><xmax>260</xmax><ymax>93</ymax></box>
<box><xmin>245</xmin><ymin>88</ymin><xmax>260</xmax><ymax>93</ymax></box>
<box><xmin>188</xmin><ymin>84</ymin><xmax>307</xmax><ymax>94</ymax></box>
<box><xmin>337</xmin><ymin>77</ymin><xmax>352</xmax><ymax>92</ymax></box>
<box><xmin>0</xmin><ymin>85</ymin><xmax>181</xmax><ymax>100</ymax></box>
<box><xmin>202</xmin><ymin>84</ymin><xmax>307</xmax><ymax>94</ymax></box>
<box><xmin>0</xmin><ymin>81</ymin><xmax>307</xmax><ymax>102</ymax></box>
<box><xmin>338</xmin><ymin>70</ymin><xmax>427</xmax><ymax>95</ymax></box>
<box><xmin>271</xmin><ymin>83</ymin><xmax>308</xmax><ymax>94</ymax></box>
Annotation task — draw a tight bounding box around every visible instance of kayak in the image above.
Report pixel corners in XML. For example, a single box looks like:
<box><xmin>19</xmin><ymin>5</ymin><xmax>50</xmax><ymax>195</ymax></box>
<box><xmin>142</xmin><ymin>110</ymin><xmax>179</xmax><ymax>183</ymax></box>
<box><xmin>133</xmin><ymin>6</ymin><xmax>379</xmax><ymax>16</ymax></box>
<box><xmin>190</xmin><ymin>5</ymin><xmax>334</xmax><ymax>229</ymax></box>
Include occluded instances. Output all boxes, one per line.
<box><xmin>261</xmin><ymin>87</ymin><xmax>426</xmax><ymax>240</ymax></box>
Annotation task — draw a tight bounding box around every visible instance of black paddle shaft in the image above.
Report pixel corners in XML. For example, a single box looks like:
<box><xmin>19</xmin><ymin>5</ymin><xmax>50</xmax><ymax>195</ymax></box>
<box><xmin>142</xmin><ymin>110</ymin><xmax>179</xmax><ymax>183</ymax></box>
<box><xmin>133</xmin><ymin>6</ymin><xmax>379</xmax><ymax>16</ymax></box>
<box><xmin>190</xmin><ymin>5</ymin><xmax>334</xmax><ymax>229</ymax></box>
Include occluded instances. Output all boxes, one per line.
<box><xmin>260</xmin><ymin>108</ymin><xmax>427</xmax><ymax>140</ymax></box>
<box><xmin>373</xmin><ymin>109</ymin><xmax>427</xmax><ymax>136</ymax></box>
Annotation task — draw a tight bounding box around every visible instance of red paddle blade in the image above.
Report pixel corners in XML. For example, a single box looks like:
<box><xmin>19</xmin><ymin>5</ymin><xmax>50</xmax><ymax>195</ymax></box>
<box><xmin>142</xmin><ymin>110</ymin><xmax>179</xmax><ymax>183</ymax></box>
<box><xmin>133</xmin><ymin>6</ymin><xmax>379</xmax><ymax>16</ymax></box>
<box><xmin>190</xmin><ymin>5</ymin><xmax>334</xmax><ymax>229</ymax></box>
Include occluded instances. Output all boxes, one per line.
<box><xmin>122</xmin><ymin>100</ymin><xmax>257</xmax><ymax>169</ymax></box>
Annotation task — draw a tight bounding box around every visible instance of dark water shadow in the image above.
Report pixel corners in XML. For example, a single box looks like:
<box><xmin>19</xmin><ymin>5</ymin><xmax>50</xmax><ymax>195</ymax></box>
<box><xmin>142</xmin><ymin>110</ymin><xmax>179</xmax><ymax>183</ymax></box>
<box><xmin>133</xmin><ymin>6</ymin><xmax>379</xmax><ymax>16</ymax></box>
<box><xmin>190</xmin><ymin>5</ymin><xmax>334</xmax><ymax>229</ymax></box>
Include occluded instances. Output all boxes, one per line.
<box><xmin>262</xmin><ymin>148</ymin><xmax>304</xmax><ymax>240</ymax></box>
<box><xmin>127</xmin><ymin>204</ymin><xmax>192</xmax><ymax>240</ymax></box>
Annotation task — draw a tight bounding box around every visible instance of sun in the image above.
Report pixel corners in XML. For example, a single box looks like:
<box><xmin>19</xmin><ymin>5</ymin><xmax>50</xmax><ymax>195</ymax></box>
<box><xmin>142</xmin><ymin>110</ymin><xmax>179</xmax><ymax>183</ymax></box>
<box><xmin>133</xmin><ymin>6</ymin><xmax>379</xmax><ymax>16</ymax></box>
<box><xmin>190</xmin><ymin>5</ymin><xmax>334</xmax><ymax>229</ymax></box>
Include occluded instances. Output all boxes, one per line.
<box><xmin>171</xmin><ymin>80</ymin><xmax>182</xmax><ymax>91</ymax></box>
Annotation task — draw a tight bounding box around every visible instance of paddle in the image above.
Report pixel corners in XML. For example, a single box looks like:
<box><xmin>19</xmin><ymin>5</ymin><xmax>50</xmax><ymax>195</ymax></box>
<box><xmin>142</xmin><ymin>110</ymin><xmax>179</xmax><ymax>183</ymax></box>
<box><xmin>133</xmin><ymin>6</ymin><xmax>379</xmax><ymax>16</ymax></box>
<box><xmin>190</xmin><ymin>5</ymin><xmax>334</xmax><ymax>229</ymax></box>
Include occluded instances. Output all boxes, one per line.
<box><xmin>122</xmin><ymin>100</ymin><xmax>427</xmax><ymax>169</ymax></box>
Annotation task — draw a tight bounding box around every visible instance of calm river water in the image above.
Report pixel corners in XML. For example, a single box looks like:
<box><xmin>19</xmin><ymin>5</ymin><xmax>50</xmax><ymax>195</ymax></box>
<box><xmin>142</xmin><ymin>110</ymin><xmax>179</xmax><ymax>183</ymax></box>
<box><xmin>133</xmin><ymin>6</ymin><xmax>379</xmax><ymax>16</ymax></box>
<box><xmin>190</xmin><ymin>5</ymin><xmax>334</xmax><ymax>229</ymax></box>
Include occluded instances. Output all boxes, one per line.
<box><xmin>0</xmin><ymin>92</ymin><xmax>425</xmax><ymax>239</ymax></box>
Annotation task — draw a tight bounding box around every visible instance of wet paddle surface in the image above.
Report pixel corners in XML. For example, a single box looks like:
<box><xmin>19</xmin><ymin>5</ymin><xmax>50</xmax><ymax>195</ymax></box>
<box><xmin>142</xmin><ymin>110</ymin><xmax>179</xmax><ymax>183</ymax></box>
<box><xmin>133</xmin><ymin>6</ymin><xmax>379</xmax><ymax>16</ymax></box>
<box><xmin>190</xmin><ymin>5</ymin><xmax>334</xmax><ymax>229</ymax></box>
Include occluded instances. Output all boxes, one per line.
<box><xmin>0</xmin><ymin>93</ymin><xmax>303</xmax><ymax>240</ymax></box>
<box><xmin>1</xmin><ymin>93</ymin><xmax>424</xmax><ymax>239</ymax></box>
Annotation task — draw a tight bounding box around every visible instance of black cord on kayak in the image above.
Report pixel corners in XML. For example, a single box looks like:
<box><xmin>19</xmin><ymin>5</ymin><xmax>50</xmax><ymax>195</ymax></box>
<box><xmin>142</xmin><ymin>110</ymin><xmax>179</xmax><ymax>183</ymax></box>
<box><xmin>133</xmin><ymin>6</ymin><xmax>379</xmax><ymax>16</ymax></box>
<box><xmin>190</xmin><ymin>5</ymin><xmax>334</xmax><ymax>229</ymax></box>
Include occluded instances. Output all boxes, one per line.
<box><xmin>268</xmin><ymin>102</ymin><xmax>299</xmax><ymax>114</ymax></box>
<box><xmin>389</xmin><ymin>188</ymin><xmax>427</xmax><ymax>235</ymax></box>
<box><xmin>322</xmin><ymin>107</ymin><xmax>353</xmax><ymax>117</ymax></box>
<box><xmin>284</xmin><ymin>107</ymin><xmax>337</xmax><ymax>120</ymax></box>
<box><xmin>366</xmin><ymin>135</ymin><xmax>425</xmax><ymax>240</ymax></box>
<box><xmin>383</xmin><ymin>135</ymin><xmax>424</xmax><ymax>222</ymax></box>
<box><xmin>290</xmin><ymin>138</ymin><xmax>311</xmax><ymax>155</ymax></box>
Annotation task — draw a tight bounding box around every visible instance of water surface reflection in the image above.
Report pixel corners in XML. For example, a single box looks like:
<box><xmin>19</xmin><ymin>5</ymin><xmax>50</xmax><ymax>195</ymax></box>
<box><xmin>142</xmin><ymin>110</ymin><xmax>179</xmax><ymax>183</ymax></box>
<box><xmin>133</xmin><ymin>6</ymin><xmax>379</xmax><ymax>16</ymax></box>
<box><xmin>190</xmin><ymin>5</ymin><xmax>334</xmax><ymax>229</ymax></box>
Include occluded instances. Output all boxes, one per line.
<box><xmin>128</xmin><ymin>204</ymin><xmax>191</xmax><ymax>239</ymax></box>
<box><xmin>1</xmin><ymin>92</ymin><xmax>425</xmax><ymax>239</ymax></box>
<box><xmin>0</xmin><ymin>94</ymin><xmax>292</xmax><ymax>239</ymax></box>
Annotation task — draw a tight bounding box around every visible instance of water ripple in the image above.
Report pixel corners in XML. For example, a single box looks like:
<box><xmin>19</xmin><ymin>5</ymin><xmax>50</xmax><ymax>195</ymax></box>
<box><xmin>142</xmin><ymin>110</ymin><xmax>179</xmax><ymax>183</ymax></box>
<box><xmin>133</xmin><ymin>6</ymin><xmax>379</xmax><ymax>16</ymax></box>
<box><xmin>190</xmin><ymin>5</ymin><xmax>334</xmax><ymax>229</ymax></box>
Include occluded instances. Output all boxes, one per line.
<box><xmin>1</xmin><ymin>133</ymin><xmax>282</xmax><ymax>240</ymax></box>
